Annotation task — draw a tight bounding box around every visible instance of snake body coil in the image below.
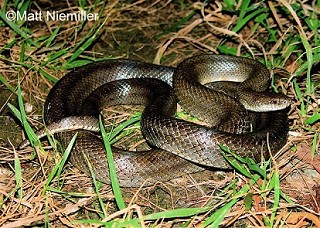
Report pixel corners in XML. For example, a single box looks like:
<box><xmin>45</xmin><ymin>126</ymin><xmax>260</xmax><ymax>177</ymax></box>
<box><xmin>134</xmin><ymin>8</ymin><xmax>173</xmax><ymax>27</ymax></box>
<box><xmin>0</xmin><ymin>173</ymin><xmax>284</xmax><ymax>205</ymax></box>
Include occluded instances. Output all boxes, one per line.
<box><xmin>40</xmin><ymin>55</ymin><xmax>289</xmax><ymax>187</ymax></box>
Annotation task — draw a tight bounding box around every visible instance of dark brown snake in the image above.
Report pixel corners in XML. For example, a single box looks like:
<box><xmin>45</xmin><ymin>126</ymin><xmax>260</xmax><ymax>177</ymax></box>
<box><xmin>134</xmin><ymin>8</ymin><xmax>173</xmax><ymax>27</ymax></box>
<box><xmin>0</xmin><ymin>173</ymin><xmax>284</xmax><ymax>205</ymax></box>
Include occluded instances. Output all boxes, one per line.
<box><xmin>22</xmin><ymin>54</ymin><xmax>290</xmax><ymax>187</ymax></box>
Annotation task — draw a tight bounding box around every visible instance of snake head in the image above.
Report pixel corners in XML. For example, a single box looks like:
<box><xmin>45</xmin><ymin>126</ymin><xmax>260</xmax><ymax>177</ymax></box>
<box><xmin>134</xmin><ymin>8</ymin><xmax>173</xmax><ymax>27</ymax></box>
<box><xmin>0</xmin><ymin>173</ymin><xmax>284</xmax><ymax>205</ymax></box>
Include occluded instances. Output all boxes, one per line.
<box><xmin>239</xmin><ymin>90</ymin><xmax>291</xmax><ymax>112</ymax></box>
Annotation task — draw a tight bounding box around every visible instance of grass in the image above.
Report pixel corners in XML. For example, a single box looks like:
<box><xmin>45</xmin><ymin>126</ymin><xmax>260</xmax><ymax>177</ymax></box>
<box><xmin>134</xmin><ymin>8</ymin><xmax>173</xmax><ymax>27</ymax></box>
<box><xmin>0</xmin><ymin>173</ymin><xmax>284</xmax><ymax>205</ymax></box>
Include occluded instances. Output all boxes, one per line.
<box><xmin>0</xmin><ymin>0</ymin><xmax>319</xmax><ymax>227</ymax></box>
<box><xmin>99</xmin><ymin>115</ymin><xmax>126</xmax><ymax>210</ymax></box>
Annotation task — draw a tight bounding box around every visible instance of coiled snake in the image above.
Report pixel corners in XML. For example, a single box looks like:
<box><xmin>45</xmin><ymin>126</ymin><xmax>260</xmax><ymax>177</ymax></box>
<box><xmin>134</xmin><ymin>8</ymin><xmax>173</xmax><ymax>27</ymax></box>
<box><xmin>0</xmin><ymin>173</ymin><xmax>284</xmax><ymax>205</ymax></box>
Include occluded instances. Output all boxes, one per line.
<box><xmin>22</xmin><ymin>54</ymin><xmax>290</xmax><ymax>187</ymax></box>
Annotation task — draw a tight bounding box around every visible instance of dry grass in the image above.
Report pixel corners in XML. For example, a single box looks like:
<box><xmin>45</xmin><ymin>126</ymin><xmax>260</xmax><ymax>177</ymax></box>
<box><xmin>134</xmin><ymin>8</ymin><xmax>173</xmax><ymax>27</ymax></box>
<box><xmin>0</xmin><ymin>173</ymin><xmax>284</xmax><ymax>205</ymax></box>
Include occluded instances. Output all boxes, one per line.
<box><xmin>0</xmin><ymin>0</ymin><xmax>320</xmax><ymax>227</ymax></box>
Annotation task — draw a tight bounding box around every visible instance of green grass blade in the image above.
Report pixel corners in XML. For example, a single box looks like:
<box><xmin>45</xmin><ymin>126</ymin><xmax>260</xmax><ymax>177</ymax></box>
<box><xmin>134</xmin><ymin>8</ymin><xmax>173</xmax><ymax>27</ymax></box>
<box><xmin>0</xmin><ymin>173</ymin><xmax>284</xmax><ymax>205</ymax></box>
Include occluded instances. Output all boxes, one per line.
<box><xmin>62</xmin><ymin>59</ymin><xmax>94</xmax><ymax>69</ymax></box>
<box><xmin>43</xmin><ymin>133</ymin><xmax>77</xmax><ymax>193</ymax></box>
<box><xmin>217</xmin><ymin>45</ymin><xmax>238</xmax><ymax>55</ymax></box>
<box><xmin>244</xmin><ymin>192</ymin><xmax>253</xmax><ymax>211</ymax></box>
<box><xmin>13</xmin><ymin>148</ymin><xmax>23</xmax><ymax>198</ymax></box>
<box><xmin>311</xmin><ymin>133</ymin><xmax>318</xmax><ymax>159</ymax></box>
<box><xmin>67</xmin><ymin>17</ymin><xmax>108</xmax><ymax>63</ymax></box>
<box><xmin>0</xmin><ymin>11</ymin><xmax>37</xmax><ymax>47</ymax></box>
<box><xmin>268</xmin><ymin>171</ymin><xmax>280</xmax><ymax>227</ymax></box>
<box><xmin>232</xmin><ymin>8</ymin><xmax>267</xmax><ymax>33</ymax></box>
<box><xmin>1</xmin><ymin>0</ymin><xmax>8</xmax><ymax>12</ymax></box>
<box><xmin>82</xmin><ymin>149</ymin><xmax>108</xmax><ymax>218</ymax></box>
<box><xmin>15</xmin><ymin>81</ymin><xmax>42</xmax><ymax>148</ymax></box>
<box><xmin>7</xmin><ymin>103</ymin><xmax>22</xmax><ymax>123</ymax></box>
<box><xmin>219</xmin><ymin>145</ymin><xmax>255</xmax><ymax>179</ymax></box>
<box><xmin>76</xmin><ymin>218</ymin><xmax>142</xmax><ymax>227</ymax></box>
<box><xmin>8</xmin><ymin>101</ymin><xmax>42</xmax><ymax>153</ymax></box>
<box><xmin>305</xmin><ymin>113</ymin><xmax>320</xmax><ymax>125</ymax></box>
<box><xmin>20</xmin><ymin>38</ymin><xmax>25</xmax><ymax>62</ymax></box>
<box><xmin>41</xmin><ymin>48</ymin><xmax>70</xmax><ymax>66</ymax></box>
<box><xmin>45</xmin><ymin>25</ymin><xmax>61</xmax><ymax>48</ymax></box>
<box><xmin>299</xmin><ymin>31</ymin><xmax>313</xmax><ymax>95</ymax></box>
<box><xmin>293</xmin><ymin>79</ymin><xmax>306</xmax><ymax>116</ymax></box>
<box><xmin>109</xmin><ymin>114</ymin><xmax>141</xmax><ymax>144</ymax></box>
<box><xmin>279</xmin><ymin>190</ymin><xmax>294</xmax><ymax>204</ymax></box>
<box><xmin>0</xmin><ymin>37</ymin><xmax>17</xmax><ymax>54</ymax></box>
<box><xmin>143</xmin><ymin>207</ymin><xmax>210</xmax><ymax>220</ymax></box>
<box><xmin>203</xmin><ymin>184</ymin><xmax>250</xmax><ymax>226</ymax></box>
<box><xmin>99</xmin><ymin>115</ymin><xmax>126</xmax><ymax>210</ymax></box>
<box><xmin>295</xmin><ymin>52</ymin><xmax>320</xmax><ymax>77</ymax></box>
<box><xmin>39</xmin><ymin>68</ymin><xmax>58</xmax><ymax>83</ymax></box>
<box><xmin>0</xmin><ymin>74</ymin><xmax>16</xmax><ymax>93</ymax></box>
<box><xmin>154</xmin><ymin>10</ymin><xmax>196</xmax><ymax>39</ymax></box>
<box><xmin>18</xmin><ymin>0</ymin><xmax>32</xmax><ymax>13</ymax></box>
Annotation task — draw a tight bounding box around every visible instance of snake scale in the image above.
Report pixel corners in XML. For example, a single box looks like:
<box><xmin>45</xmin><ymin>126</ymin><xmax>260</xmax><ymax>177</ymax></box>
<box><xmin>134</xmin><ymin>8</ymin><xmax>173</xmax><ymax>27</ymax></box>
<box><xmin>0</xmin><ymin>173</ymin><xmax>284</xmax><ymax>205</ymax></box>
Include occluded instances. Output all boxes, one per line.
<box><xmin>25</xmin><ymin>54</ymin><xmax>290</xmax><ymax>187</ymax></box>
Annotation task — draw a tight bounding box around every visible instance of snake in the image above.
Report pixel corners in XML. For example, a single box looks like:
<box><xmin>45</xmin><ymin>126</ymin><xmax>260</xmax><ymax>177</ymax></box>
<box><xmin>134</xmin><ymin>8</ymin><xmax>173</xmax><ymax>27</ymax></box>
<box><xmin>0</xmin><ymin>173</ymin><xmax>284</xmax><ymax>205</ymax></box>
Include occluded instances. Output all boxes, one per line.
<box><xmin>21</xmin><ymin>54</ymin><xmax>290</xmax><ymax>187</ymax></box>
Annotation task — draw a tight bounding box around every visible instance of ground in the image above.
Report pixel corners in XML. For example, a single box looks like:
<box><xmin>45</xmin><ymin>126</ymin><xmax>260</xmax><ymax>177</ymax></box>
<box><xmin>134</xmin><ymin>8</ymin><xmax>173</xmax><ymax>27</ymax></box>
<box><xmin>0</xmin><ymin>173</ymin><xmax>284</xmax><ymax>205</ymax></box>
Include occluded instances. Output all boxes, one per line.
<box><xmin>0</xmin><ymin>0</ymin><xmax>320</xmax><ymax>227</ymax></box>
